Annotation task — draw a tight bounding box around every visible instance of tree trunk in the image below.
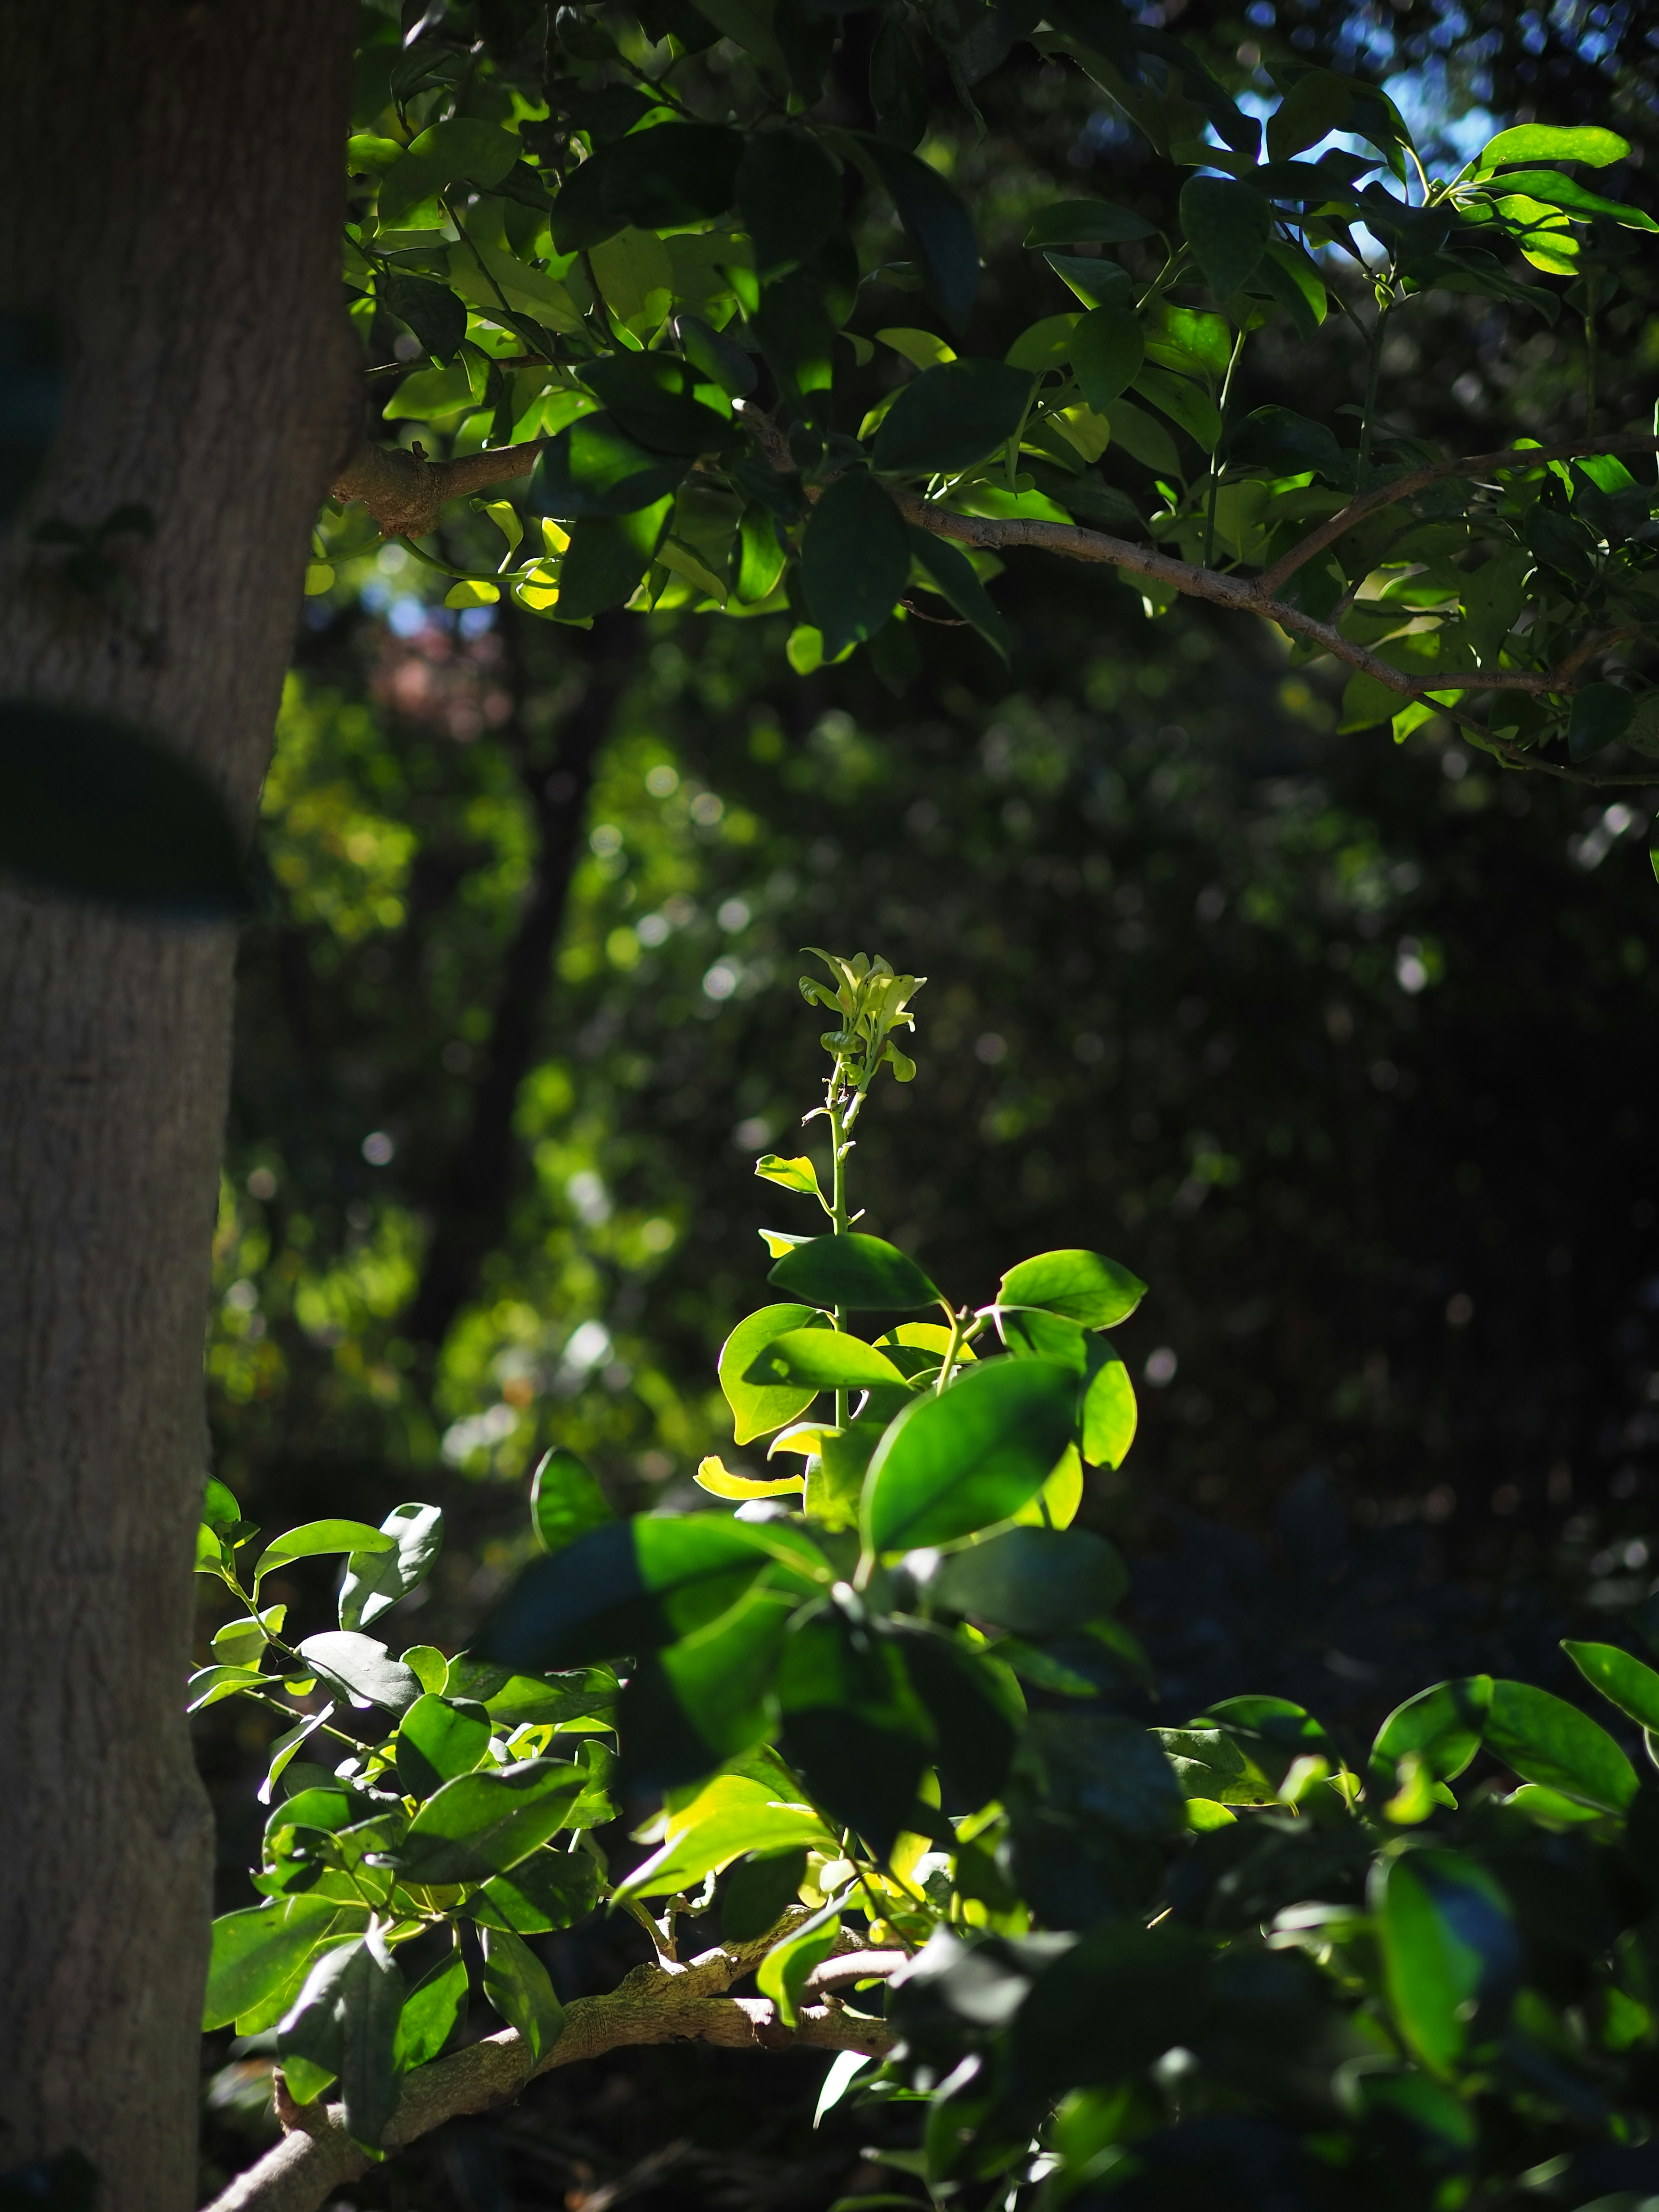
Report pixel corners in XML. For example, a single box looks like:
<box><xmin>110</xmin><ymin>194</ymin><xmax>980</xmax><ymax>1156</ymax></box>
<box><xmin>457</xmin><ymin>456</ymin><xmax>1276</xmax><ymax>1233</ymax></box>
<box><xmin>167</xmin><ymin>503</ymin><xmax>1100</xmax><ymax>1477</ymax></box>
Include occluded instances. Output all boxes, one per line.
<box><xmin>0</xmin><ymin>9</ymin><xmax>354</xmax><ymax>2207</ymax></box>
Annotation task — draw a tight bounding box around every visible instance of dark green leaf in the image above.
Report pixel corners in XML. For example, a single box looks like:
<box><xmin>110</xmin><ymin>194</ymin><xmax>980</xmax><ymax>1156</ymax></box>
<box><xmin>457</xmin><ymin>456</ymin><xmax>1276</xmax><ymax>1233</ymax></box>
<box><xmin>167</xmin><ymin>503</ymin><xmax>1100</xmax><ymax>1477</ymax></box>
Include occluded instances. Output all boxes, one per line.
<box><xmin>277</xmin><ymin>1932</ymin><xmax>405</xmax><ymax>2149</ymax></box>
<box><xmin>750</xmin><ymin>270</ymin><xmax>835</xmax><ymax>423</ymax></box>
<box><xmin>577</xmin><ymin>355</ymin><xmax>736</xmax><ymax>457</ymax></box>
<box><xmin>338</xmin><ymin>1503</ymin><xmax>444</xmax><ymax>1632</ymax></box>
<box><xmin>617</xmin><ymin>1583</ymin><xmax>797</xmax><ymax>1790</ymax></box>
<box><xmin>934</xmin><ymin>1526</ymin><xmax>1127</xmax><ymax>1634</ymax></box>
<box><xmin>0</xmin><ymin>702</ymin><xmax>251</xmax><ymax>916</ymax></box>
<box><xmin>720</xmin><ymin>1303</ymin><xmax>833</xmax><ymax>1443</ymax></box>
<box><xmin>769</xmin><ymin>1231</ymin><xmax>941</xmax><ymax>1313</ymax></box>
<box><xmin>777</xmin><ymin>1611</ymin><xmax>934</xmax><ymax>1856</ymax></box>
<box><xmin>1012</xmin><ymin>1921</ymin><xmax>1212</xmax><ymax>2097</ymax></box>
<box><xmin>800</xmin><ymin>473</ymin><xmax>912</xmax><ymax>658</ymax></box>
<box><xmin>864</xmin><ymin>1357</ymin><xmax>1078</xmax><ymax>1552</ymax></box>
<box><xmin>1070</xmin><ymin>306</ymin><xmax>1144</xmax><ymax>410</ymax></box>
<box><xmin>732</xmin><ymin>502</ymin><xmax>787</xmax><ymax>604</ymax></box>
<box><xmin>1373</xmin><ymin>1849</ymin><xmax>1519</xmax><ymax>2074</ymax></box>
<box><xmin>471</xmin><ymin>1846</ymin><xmax>604</xmax><ymax>1935</ymax></box>
<box><xmin>395</xmin><ymin>1947</ymin><xmax>468</xmax><ymax>2069</ymax></box>
<box><xmin>893</xmin><ymin>1622</ymin><xmax>1023</xmax><ymax>1808</ymax></box>
<box><xmin>533</xmin><ymin>413</ymin><xmax>689</xmax><ymax>518</ymax></box>
<box><xmin>744</xmin><ymin>1328</ymin><xmax>912</xmax><ymax>1392</ymax></box>
<box><xmin>871</xmin><ymin>359</ymin><xmax>1033</xmax><ymax>475</ymax></box>
<box><xmin>532</xmin><ymin>1447</ymin><xmax>615</xmax><ymax>1555</ymax></box>
<box><xmin>907</xmin><ymin>529</ymin><xmax>1014</xmax><ymax>663</ymax></box>
<box><xmin>1179</xmin><ymin>176</ymin><xmax>1272</xmax><ymax>301</ymax></box>
<box><xmin>1230</xmin><ymin>405</ymin><xmax>1353</xmax><ymax>488</ymax></box>
<box><xmin>1023</xmin><ymin>1708</ymin><xmax>1186</xmax><ymax>1839</ymax></box>
<box><xmin>378</xmin><ymin>273</ymin><xmax>467</xmax><ymax>363</ymax></box>
<box><xmin>397</xmin><ymin>1759</ymin><xmax>588</xmax><ymax>1884</ymax></box>
<box><xmin>0</xmin><ymin>311</ymin><xmax>64</xmax><ymax>526</ymax></box>
<box><xmin>550</xmin><ymin>148</ymin><xmax>626</xmax><ymax>253</ymax></box>
<box><xmin>1265</xmin><ymin>68</ymin><xmax>1353</xmax><ymax>163</ymax></box>
<box><xmin>483</xmin><ymin>1667</ymin><xmax>617</xmax><ymax>1729</ymax></box>
<box><xmin>1484</xmin><ymin>1678</ymin><xmax>1638</xmax><ymax>1812</ymax></box>
<box><xmin>202</xmin><ymin>1897</ymin><xmax>353</xmax><ymax>2031</ymax></box>
<box><xmin>602</xmin><ymin>123</ymin><xmax>744</xmax><ymax>228</ymax></box>
<box><xmin>296</xmin><ymin>1632</ymin><xmax>422</xmax><ymax>1718</ymax></box>
<box><xmin>479</xmin><ymin>1513</ymin><xmax>829</xmax><ymax>1670</ymax></box>
<box><xmin>722</xmin><ymin>1847</ymin><xmax>810</xmax><ymax>1942</ymax></box>
<box><xmin>395</xmin><ymin>1693</ymin><xmax>491</xmax><ymax>1798</ymax></box>
<box><xmin>1024</xmin><ymin>200</ymin><xmax>1156</xmax><ymax>248</ymax></box>
<box><xmin>553</xmin><ymin>500</ymin><xmax>675</xmax><ymax>620</ymax></box>
<box><xmin>998</xmin><ymin>1249</ymin><xmax>1146</xmax><ymax>1328</ymax></box>
<box><xmin>1569</xmin><ymin>683</ymin><xmax>1633</xmax><ymax>761</ymax></box>
<box><xmin>860</xmin><ymin>137</ymin><xmax>981</xmax><ymax>334</ymax></box>
<box><xmin>869</xmin><ymin>16</ymin><xmax>928</xmax><ymax>151</ymax></box>
<box><xmin>676</xmin><ymin>311</ymin><xmax>757</xmax><ymax>400</ymax></box>
<box><xmin>1563</xmin><ymin>1640</ymin><xmax>1659</xmax><ymax>1731</ymax></box>
<box><xmin>480</xmin><ymin>1924</ymin><xmax>566</xmax><ymax>2063</ymax></box>
<box><xmin>738</xmin><ymin>128</ymin><xmax>842</xmax><ymax>279</ymax></box>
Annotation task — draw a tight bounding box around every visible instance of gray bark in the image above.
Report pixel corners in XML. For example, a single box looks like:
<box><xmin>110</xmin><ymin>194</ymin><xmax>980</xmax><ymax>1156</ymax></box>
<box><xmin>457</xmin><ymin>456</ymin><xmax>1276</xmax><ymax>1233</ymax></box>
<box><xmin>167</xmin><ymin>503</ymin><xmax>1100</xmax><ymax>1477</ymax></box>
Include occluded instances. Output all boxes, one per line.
<box><xmin>0</xmin><ymin>6</ymin><xmax>355</xmax><ymax>2205</ymax></box>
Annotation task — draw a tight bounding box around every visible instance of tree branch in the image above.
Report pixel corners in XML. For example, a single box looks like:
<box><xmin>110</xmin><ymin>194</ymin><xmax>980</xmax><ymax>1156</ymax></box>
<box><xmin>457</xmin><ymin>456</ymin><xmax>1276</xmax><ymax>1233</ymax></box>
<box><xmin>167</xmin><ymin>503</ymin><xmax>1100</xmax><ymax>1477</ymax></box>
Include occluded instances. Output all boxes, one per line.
<box><xmin>331</xmin><ymin>437</ymin><xmax>546</xmax><ymax>539</ymax></box>
<box><xmin>200</xmin><ymin>1926</ymin><xmax>895</xmax><ymax>2212</ymax></box>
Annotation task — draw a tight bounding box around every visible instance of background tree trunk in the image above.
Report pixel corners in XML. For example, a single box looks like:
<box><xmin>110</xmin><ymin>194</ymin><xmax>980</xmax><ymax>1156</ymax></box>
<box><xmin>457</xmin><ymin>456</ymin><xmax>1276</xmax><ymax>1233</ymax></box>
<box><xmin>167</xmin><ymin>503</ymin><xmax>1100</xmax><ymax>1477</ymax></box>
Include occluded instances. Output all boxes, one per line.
<box><xmin>0</xmin><ymin>8</ymin><xmax>354</xmax><ymax>2205</ymax></box>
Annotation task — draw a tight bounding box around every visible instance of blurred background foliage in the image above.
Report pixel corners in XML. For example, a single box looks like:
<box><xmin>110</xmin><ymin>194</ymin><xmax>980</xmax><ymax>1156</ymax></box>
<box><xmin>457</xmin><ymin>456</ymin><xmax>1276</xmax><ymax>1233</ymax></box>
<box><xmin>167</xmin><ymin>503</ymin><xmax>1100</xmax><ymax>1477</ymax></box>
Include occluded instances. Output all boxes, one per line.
<box><xmin>198</xmin><ymin>0</ymin><xmax>1659</xmax><ymax>2202</ymax></box>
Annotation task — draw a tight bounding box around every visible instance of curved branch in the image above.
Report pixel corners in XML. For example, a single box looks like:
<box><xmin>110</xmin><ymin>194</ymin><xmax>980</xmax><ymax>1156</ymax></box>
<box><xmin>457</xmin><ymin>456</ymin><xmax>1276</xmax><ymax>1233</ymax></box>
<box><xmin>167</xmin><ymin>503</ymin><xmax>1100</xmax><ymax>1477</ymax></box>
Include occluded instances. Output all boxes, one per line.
<box><xmin>200</xmin><ymin>1926</ymin><xmax>895</xmax><ymax>2212</ymax></box>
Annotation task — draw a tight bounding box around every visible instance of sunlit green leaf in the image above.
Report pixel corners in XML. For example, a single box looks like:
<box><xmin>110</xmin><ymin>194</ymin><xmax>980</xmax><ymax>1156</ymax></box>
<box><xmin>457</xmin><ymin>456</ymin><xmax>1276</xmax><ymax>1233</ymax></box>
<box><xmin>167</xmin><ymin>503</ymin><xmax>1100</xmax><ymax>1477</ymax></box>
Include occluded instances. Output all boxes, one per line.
<box><xmin>864</xmin><ymin>1357</ymin><xmax>1078</xmax><ymax>1552</ymax></box>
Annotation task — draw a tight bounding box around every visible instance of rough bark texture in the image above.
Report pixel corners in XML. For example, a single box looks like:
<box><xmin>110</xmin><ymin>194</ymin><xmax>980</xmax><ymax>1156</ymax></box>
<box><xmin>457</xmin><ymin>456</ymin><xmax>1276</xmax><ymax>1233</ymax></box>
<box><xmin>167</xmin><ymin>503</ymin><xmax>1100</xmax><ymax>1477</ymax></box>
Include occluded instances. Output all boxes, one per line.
<box><xmin>0</xmin><ymin>7</ymin><xmax>355</xmax><ymax>2205</ymax></box>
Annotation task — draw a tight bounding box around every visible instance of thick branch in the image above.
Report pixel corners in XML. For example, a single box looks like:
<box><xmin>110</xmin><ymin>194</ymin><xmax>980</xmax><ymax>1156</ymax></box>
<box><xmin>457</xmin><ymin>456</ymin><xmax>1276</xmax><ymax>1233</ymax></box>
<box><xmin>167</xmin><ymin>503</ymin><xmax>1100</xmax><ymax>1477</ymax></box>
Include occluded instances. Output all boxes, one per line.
<box><xmin>331</xmin><ymin>437</ymin><xmax>545</xmax><ymax>538</ymax></box>
<box><xmin>201</xmin><ymin>1926</ymin><xmax>894</xmax><ymax>2212</ymax></box>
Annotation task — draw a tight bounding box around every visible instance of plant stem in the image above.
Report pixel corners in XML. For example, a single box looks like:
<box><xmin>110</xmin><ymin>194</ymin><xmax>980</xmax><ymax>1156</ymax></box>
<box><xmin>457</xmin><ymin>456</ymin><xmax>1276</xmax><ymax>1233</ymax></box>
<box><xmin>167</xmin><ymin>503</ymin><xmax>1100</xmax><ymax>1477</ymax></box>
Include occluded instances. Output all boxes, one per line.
<box><xmin>934</xmin><ymin>1306</ymin><xmax>966</xmax><ymax>1396</ymax></box>
<box><xmin>1202</xmin><ymin>324</ymin><xmax>1248</xmax><ymax>569</ymax></box>
<box><xmin>828</xmin><ymin>1072</ymin><xmax>849</xmax><ymax>1431</ymax></box>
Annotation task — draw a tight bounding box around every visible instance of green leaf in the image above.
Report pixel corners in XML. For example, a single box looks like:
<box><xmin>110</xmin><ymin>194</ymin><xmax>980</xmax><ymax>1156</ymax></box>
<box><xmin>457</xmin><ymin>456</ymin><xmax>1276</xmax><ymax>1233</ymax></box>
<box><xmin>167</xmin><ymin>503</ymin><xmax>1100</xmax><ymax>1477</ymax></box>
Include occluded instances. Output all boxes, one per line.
<box><xmin>1023</xmin><ymin>200</ymin><xmax>1157</xmax><ymax>248</ymax></box>
<box><xmin>480</xmin><ymin>1924</ymin><xmax>566</xmax><ymax>2063</ymax></box>
<box><xmin>907</xmin><ymin>530</ymin><xmax>1015</xmax><ymax>663</ymax></box>
<box><xmin>1005</xmin><ymin>314</ymin><xmax>1080</xmax><ymax>372</ymax></box>
<box><xmin>1477</xmin><ymin>124</ymin><xmax>1630</xmax><ymax>173</ymax></box>
<box><xmin>1373</xmin><ymin>1850</ymin><xmax>1519</xmax><ymax>2075</ymax></box>
<box><xmin>1081</xmin><ymin>1344</ymin><xmax>1136</xmax><ymax>1469</ymax></box>
<box><xmin>618</xmin><ymin>1583</ymin><xmax>797</xmax><ymax>1790</ymax></box>
<box><xmin>933</xmin><ymin>1526</ymin><xmax>1126</xmax><ymax>1634</ymax></box>
<box><xmin>470</xmin><ymin>1846</ymin><xmax>604</xmax><ymax>1935</ymax></box>
<box><xmin>1265</xmin><ymin>68</ymin><xmax>1354</xmax><ymax>163</ymax></box>
<box><xmin>479</xmin><ymin>1514</ymin><xmax>829</xmax><ymax>1671</ymax></box>
<box><xmin>0</xmin><ymin>703</ymin><xmax>251</xmax><ymax>916</ymax></box>
<box><xmin>1044</xmin><ymin>253</ymin><xmax>1136</xmax><ymax>310</ymax></box>
<box><xmin>1563</xmin><ymin>1640</ymin><xmax>1659</xmax><ymax>1732</ymax></box>
<box><xmin>721</xmin><ymin>1303</ymin><xmax>833</xmax><ymax>1444</ymax></box>
<box><xmin>1484</xmin><ymin>1678</ymin><xmax>1638</xmax><ymax>1812</ymax></box>
<box><xmin>1569</xmin><ymin>683</ymin><xmax>1633</xmax><ymax>761</ymax></box>
<box><xmin>1105</xmin><ymin>397</ymin><xmax>1179</xmax><ymax>474</ymax></box>
<box><xmin>277</xmin><ymin>1932</ymin><xmax>405</xmax><ymax>2149</ymax></box>
<box><xmin>871</xmin><ymin>360</ymin><xmax>1033</xmax><ymax>475</ymax></box>
<box><xmin>378</xmin><ymin>272</ymin><xmax>467</xmax><ymax>364</ymax></box>
<box><xmin>860</xmin><ymin>138</ymin><xmax>980</xmax><ymax>334</ymax></box>
<box><xmin>397</xmin><ymin>1759</ymin><xmax>588</xmax><ymax>1885</ymax></box>
<box><xmin>738</xmin><ymin>127</ymin><xmax>842</xmax><ymax>278</ymax></box>
<box><xmin>338</xmin><ymin>1503</ymin><xmax>444</xmax><ymax>1632</ymax></box>
<box><xmin>395</xmin><ymin>1693</ymin><xmax>491</xmax><ymax>1798</ymax></box>
<box><xmin>777</xmin><ymin>1613</ymin><xmax>933</xmax><ymax>1854</ymax></box>
<box><xmin>186</xmin><ymin>1664</ymin><xmax>270</xmax><ymax>1713</ymax></box>
<box><xmin>864</xmin><ymin>1357</ymin><xmax>1079</xmax><ymax>1552</ymax></box>
<box><xmin>677</xmin><ymin>311</ymin><xmax>757</xmax><ymax>400</ymax></box>
<box><xmin>550</xmin><ymin>150</ymin><xmax>627</xmax><ymax>254</ymax></box>
<box><xmin>755</xmin><ymin>1153</ymin><xmax>825</xmax><ymax>1200</ymax></box>
<box><xmin>1130</xmin><ymin>365</ymin><xmax>1222</xmax><ymax>450</ymax></box>
<box><xmin>744</xmin><ymin>1329</ymin><xmax>913</xmax><ymax>1393</ymax></box>
<box><xmin>750</xmin><ymin>269</ymin><xmax>836</xmax><ymax>422</ymax></box>
<box><xmin>800</xmin><ymin>472</ymin><xmax>911</xmax><ymax>658</ymax></box>
<box><xmin>758</xmin><ymin>1916</ymin><xmax>840</xmax><ymax>2030</ymax></box>
<box><xmin>395</xmin><ymin>1948</ymin><xmax>468</xmax><ymax>2069</ymax></box>
<box><xmin>603</xmin><ymin>123</ymin><xmax>743</xmax><ymax>228</ymax></box>
<box><xmin>1370</xmin><ymin>1678</ymin><xmax>1496</xmax><ymax>1789</ymax></box>
<box><xmin>254</xmin><ymin>1519</ymin><xmax>395</xmax><ymax>1587</ymax></box>
<box><xmin>1478</xmin><ymin>168</ymin><xmax>1657</xmax><ymax>231</ymax></box>
<box><xmin>617</xmin><ymin>1769</ymin><xmax>833</xmax><ymax>1902</ymax></box>
<box><xmin>769</xmin><ymin>1232</ymin><xmax>941</xmax><ymax>1313</ymax></box>
<box><xmin>554</xmin><ymin>499</ymin><xmax>675</xmax><ymax>620</ymax></box>
<box><xmin>722</xmin><ymin>1847</ymin><xmax>810</xmax><ymax>1942</ymax></box>
<box><xmin>1070</xmin><ymin>307</ymin><xmax>1144</xmax><ymax>411</ymax></box>
<box><xmin>1010</xmin><ymin>1922</ymin><xmax>1212</xmax><ymax>2099</ymax></box>
<box><xmin>998</xmin><ymin>1249</ymin><xmax>1146</xmax><ymax>1328</ymax></box>
<box><xmin>295</xmin><ymin>1631</ymin><xmax>421</xmax><ymax>1717</ymax></box>
<box><xmin>893</xmin><ymin>1622</ymin><xmax>1023</xmax><ymax>1809</ymax></box>
<box><xmin>210</xmin><ymin>1605</ymin><xmax>285</xmax><ymax>1668</ymax></box>
<box><xmin>732</xmin><ymin>504</ymin><xmax>787</xmax><ymax>603</ymax></box>
<box><xmin>531</xmin><ymin>1447</ymin><xmax>615</xmax><ymax>1556</ymax></box>
<box><xmin>202</xmin><ymin>1897</ymin><xmax>351</xmax><ymax>2031</ymax></box>
<box><xmin>534</xmin><ymin>413</ymin><xmax>689</xmax><ymax>518</ymax></box>
<box><xmin>1230</xmin><ymin>404</ymin><xmax>1352</xmax><ymax>487</ymax></box>
<box><xmin>869</xmin><ymin>13</ymin><xmax>927</xmax><ymax>150</ymax></box>
<box><xmin>577</xmin><ymin>354</ymin><xmax>735</xmax><ymax>458</ymax></box>
<box><xmin>1178</xmin><ymin>176</ymin><xmax>1272</xmax><ymax>301</ymax></box>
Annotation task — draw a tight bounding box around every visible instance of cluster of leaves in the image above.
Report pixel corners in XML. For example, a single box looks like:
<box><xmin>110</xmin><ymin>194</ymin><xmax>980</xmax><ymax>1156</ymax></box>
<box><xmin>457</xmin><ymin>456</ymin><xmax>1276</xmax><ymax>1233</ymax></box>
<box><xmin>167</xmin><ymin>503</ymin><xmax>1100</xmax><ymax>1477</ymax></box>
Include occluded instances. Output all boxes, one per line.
<box><xmin>334</xmin><ymin>0</ymin><xmax>1658</xmax><ymax>778</ymax></box>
